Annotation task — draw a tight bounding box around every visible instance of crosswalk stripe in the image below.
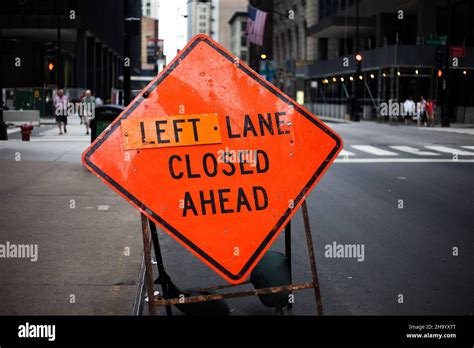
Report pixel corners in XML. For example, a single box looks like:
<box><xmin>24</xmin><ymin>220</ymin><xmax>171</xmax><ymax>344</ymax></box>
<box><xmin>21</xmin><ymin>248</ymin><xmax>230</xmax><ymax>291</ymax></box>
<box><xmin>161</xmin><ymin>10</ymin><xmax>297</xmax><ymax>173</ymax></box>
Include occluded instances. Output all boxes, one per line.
<box><xmin>351</xmin><ymin>145</ymin><xmax>398</xmax><ymax>156</ymax></box>
<box><xmin>339</xmin><ymin>149</ymin><xmax>356</xmax><ymax>157</ymax></box>
<box><xmin>424</xmin><ymin>145</ymin><xmax>474</xmax><ymax>156</ymax></box>
<box><xmin>389</xmin><ymin>145</ymin><xmax>440</xmax><ymax>156</ymax></box>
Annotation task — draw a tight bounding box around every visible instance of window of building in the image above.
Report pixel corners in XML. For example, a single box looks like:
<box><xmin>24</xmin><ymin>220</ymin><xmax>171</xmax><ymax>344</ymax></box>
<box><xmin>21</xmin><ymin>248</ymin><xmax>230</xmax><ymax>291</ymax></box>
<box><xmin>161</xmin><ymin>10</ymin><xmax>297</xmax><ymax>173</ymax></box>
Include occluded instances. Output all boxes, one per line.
<box><xmin>146</xmin><ymin>1</ymin><xmax>151</xmax><ymax>16</ymax></box>
<box><xmin>199</xmin><ymin>22</ymin><xmax>206</xmax><ymax>27</ymax></box>
<box><xmin>338</xmin><ymin>38</ymin><xmax>353</xmax><ymax>56</ymax></box>
<box><xmin>199</xmin><ymin>15</ymin><xmax>206</xmax><ymax>19</ymax></box>
<box><xmin>318</xmin><ymin>38</ymin><xmax>328</xmax><ymax>60</ymax></box>
<box><xmin>319</xmin><ymin>0</ymin><xmax>341</xmax><ymax>20</ymax></box>
<box><xmin>241</xmin><ymin>51</ymin><xmax>247</xmax><ymax>61</ymax></box>
<box><xmin>240</xmin><ymin>35</ymin><xmax>247</xmax><ymax>46</ymax></box>
<box><xmin>199</xmin><ymin>29</ymin><xmax>206</xmax><ymax>34</ymax></box>
<box><xmin>241</xmin><ymin>20</ymin><xmax>246</xmax><ymax>32</ymax></box>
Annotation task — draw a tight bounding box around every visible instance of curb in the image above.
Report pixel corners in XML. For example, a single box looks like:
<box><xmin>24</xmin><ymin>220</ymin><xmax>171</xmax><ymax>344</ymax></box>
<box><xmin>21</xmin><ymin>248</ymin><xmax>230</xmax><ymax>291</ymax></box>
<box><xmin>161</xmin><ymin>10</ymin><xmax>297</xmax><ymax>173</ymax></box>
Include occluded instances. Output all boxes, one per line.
<box><xmin>318</xmin><ymin>116</ymin><xmax>351</xmax><ymax>124</ymax></box>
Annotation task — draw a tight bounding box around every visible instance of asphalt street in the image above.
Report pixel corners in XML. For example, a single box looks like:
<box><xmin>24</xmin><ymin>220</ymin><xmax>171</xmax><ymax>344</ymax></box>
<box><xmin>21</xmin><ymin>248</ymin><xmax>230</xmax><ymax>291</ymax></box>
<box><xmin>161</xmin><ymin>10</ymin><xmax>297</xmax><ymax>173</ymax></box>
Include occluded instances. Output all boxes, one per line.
<box><xmin>1</xmin><ymin>118</ymin><xmax>473</xmax><ymax>315</ymax></box>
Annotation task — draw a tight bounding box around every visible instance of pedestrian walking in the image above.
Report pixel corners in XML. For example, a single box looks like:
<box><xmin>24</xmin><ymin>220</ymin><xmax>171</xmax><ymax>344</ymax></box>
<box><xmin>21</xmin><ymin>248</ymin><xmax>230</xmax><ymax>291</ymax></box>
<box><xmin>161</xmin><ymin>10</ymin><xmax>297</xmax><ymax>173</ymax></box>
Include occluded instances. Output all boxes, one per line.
<box><xmin>95</xmin><ymin>96</ymin><xmax>103</xmax><ymax>107</ymax></box>
<box><xmin>417</xmin><ymin>96</ymin><xmax>427</xmax><ymax>127</ymax></box>
<box><xmin>78</xmin><ymin>90</ymin><xmax>86</xmax><ymax>125</ymax></box>
<box><xmin>81</xmin><ymin>90</ymin><xmax>96</xmax><ymax>135</ymax></box>
<box><xmin>426</xmin><ymin>99</ymin><xmax>436</xmax><ymax>127</ymax></box>
<box><xmin>403</xmin><ymin>96</ymin><xmax>416</xmax><ymax>125</ymax></box>
<box><xmin>53</xmin><ymin>89</ymin><xmax>69</xmax><ymax>135</ymax></box>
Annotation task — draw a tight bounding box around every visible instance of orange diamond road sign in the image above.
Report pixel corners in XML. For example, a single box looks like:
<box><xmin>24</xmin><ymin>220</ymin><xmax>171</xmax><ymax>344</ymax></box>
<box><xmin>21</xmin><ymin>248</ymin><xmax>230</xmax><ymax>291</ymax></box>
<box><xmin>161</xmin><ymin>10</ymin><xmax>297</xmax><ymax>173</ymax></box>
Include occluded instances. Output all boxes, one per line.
<box><xmin>82</xmin><ymin>35</ymin><xmax>343</xmax><ymax>284</ymax></box>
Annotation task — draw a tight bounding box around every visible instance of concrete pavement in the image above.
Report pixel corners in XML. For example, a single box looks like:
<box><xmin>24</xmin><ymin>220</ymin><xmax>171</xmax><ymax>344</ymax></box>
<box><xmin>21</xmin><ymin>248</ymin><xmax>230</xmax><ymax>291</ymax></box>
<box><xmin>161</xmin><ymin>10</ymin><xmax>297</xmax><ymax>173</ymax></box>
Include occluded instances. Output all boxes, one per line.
<box><xmin>0</xmin><ymin>118</ymin><xmax>144</xmax><ymax>315</ymax></box>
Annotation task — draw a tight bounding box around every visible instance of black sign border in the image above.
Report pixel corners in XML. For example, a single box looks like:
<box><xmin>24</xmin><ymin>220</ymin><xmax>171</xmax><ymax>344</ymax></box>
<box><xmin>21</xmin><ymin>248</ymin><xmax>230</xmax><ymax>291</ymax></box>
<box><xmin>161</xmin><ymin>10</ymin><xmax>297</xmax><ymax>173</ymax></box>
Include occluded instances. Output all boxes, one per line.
<box><xmin>83</xmin><ymin>36</ymin><xmax>342</xmax><ymax>281</ymax></box>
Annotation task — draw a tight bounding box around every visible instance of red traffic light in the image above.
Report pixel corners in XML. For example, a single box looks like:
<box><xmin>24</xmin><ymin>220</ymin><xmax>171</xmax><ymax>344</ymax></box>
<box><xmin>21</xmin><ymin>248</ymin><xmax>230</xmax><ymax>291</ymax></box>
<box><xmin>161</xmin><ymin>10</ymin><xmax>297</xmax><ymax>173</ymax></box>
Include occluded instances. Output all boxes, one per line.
<box><xmin>48</xmin><ymin>62</ymin><xmax>54</xmax><ymax>71</ymax></box>
<box><xmin>437</xmin><ymin>69</ymin><xmax>443</xmax><ymax>78</ymax></box>
<box><xmin>355</xmin><ymin>53</ymin><xmax>363</xmax><ymax>62</ymax></box>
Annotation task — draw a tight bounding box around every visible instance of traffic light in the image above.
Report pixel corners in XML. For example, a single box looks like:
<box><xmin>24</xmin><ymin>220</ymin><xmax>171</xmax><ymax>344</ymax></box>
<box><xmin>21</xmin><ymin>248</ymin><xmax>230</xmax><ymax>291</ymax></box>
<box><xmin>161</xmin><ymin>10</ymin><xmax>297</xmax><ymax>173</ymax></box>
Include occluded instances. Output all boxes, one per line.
<box><xmin>437</xmin><ymin>69</ymin><xmax>443</xmax><ymax>78</ymax></box>
<box><xmin>355</xmin><ymin>53</ymin><xmax>363</xmax><ymax>73</ymax></box>
<box><xmin>44</xmin><ymin>42</ymin><xmax>58</xmax><ymax>83</ymax></box>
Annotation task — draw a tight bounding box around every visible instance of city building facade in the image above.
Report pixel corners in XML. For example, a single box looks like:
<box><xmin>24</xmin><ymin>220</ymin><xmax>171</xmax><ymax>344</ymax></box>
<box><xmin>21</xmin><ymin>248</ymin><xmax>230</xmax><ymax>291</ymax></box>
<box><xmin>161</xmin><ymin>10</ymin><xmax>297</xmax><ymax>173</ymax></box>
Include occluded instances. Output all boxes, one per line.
<box><xmin>228</xmin><ymin>11</ymin><xmax>248</xmax><ymax>62</ymax></box>
<box><xmin>218</xmin><ymin>0</ymin><xmax>248</xmax><ymax>51</ymax></box>
<box><xmin>142</xmin><ymin>0</ymin><xmax>160</xmax><ymax>18</ymax></box>
<box><xmin>0</xmin><ymin>0</ymin><xmax>142</xmax><ymax>105</ymax></box>
<box><xmin>272</xmin><ymin>0</ymin><xmax>474</xmax><ymax>123</ymax></box>
<box><xmin>187</xmin><ymin>0</ymin><xmax>216</xmax><ymax>40</ymax></box>
<box><xmin>187</xmin><ymin>0</ymin><xmax>247</xmax><ymax>52</ymax></box>
<box><xmin>141</xmin><ymin>1</ymin><xmax>165</xmax><ymax>78</ymax></box>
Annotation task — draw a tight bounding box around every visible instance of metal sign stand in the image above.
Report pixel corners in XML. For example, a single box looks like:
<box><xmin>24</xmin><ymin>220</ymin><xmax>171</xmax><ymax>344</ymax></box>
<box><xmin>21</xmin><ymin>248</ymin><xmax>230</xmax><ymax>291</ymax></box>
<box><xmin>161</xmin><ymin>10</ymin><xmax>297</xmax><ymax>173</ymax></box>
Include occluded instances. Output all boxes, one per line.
<box><xmin>140</xmin><ymin>200</ymin><xmax>323</xmax><ymax>316</ymax></box>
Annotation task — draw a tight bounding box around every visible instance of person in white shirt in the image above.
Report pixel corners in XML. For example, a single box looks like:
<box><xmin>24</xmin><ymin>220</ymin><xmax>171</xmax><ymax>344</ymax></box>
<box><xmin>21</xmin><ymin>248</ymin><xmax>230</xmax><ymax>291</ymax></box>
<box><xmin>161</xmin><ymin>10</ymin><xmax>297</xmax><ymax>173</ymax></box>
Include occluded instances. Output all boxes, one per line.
<box><xmin>53</xmin><ymin>89</ymin><xmax>69</xmax><ymax>135</ymax></box>
<box><xmin>403</xmin><ymin>96</ymin><xmax>416</xmax><ymax>125</ymax></box>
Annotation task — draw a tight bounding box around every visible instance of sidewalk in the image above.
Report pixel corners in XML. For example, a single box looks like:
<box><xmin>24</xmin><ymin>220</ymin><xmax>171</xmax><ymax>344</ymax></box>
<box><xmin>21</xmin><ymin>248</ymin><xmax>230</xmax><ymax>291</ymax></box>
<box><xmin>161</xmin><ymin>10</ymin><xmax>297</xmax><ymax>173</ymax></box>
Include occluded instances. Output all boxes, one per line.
<box><xmin>0</xmin><ymin>118</ymin><xmax>145</xmax><ymax>315</ymax></box>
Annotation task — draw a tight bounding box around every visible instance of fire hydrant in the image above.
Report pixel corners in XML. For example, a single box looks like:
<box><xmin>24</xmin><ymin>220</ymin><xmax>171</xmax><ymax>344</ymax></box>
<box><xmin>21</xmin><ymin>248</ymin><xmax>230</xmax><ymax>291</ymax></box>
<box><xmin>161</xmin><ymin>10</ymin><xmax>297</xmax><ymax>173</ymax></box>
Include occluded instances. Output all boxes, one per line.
<box><xmin>20</xmin><ymin>124</ymin><xmax>34</xmax><ymax>141</ymax></box>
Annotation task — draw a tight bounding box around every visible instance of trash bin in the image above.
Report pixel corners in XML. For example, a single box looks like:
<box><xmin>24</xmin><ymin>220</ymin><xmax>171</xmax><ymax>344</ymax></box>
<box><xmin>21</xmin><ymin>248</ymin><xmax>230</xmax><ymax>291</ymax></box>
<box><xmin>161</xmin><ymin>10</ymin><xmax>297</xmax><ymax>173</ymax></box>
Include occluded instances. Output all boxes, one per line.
<box><xmin>90</xmin><ymin>105</ymin><xmax>125</xmax><ymax>143</ymax></box>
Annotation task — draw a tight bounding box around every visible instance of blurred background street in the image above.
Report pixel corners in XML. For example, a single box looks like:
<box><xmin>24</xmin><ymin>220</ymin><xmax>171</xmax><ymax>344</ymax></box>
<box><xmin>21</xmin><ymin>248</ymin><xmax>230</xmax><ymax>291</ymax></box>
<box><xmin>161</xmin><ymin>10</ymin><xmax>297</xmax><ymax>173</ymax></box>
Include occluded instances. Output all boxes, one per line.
<box><xmin>0</xmin><ymin>0</ymin><xmax>473</xmax><ymax>315</ymax></box>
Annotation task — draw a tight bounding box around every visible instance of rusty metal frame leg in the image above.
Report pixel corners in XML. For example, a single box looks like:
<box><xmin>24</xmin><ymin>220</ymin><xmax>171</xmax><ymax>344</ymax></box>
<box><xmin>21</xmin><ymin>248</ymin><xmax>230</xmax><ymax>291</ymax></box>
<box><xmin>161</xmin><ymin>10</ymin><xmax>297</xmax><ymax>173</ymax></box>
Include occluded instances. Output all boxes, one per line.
<box><xmin>141</xmin><ymin>202</ymin><xmax>323</xmax><ymax>316</ymax></box>
<box><xmin>140</xmin><ymin>213</ymin><xmax>157</xmax><ymax>315</ymax></box>
<box><xmin>301</xmin><ymin>201</ymin><xmax>324</xmax><ymax>315</ymax></box>
<box><xmin>153</xmin><ymin>282</ymin><xmax>315</xmax><ymax>306</ymax></box>
<box><xmin>284</xmin><ymin>220</ymin><xmax>292</xmax><ymax>309</ymax></box>
<box><xmin>148</xmin><ymin>219</ymin><xmax>173</xmax><ymax>316</ymax></box>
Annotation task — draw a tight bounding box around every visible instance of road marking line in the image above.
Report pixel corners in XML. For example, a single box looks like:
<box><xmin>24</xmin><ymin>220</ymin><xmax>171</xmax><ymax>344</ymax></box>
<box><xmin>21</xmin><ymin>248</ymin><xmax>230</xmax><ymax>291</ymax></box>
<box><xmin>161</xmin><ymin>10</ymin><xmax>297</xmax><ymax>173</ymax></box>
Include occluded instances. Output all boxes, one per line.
<box><xmin>461</xmin><ymin>146</ymin><xmax>474</xmax><ymax>150</ymax></box>
<box><xmin>424</xmin><ymin>145</ymin><xmax>474</xmax><ymax>156</ymax></box>
<box><xmin>334</xmin><ymin>158</ymin><xmax>474</xmax><ymax>163</ymax></box>
<box><xmin>351</xmin><ymin>145</ymin><xmax>398</xmax><ymax>156</ymax></box>
<box><xmin>338</xmin><ymin>149</ymin><xmax>356</xmax><ymax>157</ymax></box>
<box><xmin>389</xmin><ymin>145</ymin><xmax>440</xmax><ymax>156</ymax></box>
<box><xmin>7</xmin><ymin>128</ymin><xmax>20</xmax><ymax>134</ymax></box>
